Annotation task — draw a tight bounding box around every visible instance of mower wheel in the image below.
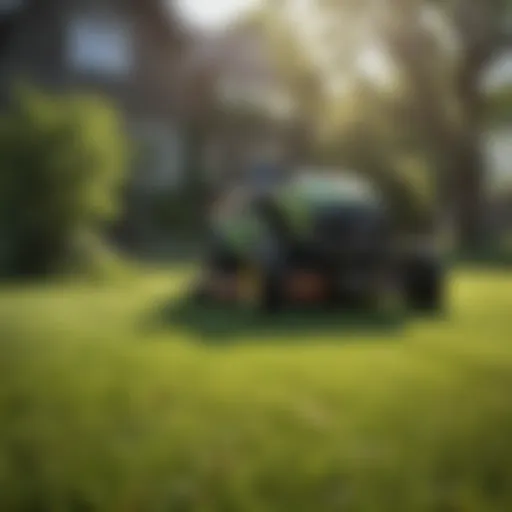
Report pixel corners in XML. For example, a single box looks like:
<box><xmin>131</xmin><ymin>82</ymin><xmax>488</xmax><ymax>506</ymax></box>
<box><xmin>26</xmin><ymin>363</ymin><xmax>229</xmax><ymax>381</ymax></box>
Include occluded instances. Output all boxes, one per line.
<box><xmin>260</xmin><ymin>271</ymin><xmax>285</xmax><ymax>313</ymax></box>
<box><xmin>403</xmin><ymin>252</ymin><xmax>444</xmax><ymax>312</ymax></box>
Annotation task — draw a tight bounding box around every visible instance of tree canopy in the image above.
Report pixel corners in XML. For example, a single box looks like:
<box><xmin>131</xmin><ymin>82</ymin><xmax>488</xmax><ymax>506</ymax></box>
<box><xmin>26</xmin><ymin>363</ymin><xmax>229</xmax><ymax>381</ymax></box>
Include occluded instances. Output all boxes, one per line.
<box><xmin>259</xmin><ymin>0</ymin><xmax>512</xmax><ymax>245</ymax></box>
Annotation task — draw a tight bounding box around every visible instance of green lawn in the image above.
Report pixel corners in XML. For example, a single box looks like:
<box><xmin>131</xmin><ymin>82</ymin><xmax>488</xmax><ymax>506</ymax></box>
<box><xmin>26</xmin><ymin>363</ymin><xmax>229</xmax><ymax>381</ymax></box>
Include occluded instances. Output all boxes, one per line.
<box><xmin>1</xmin><ymin>267</ymin><xmax>512</xmax><ymax>511</ymax></box>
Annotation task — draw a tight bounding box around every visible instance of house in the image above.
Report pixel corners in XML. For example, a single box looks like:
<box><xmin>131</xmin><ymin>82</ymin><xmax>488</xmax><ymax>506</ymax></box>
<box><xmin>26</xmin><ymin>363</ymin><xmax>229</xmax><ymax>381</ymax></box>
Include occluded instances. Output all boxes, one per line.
<box><xmin>184</xmin><ymin>17</ymin><xmax>300</xmax><ymax>192</ymax></box>
<box><xmin>0</xmin><ymin>0</ymin><xmax>191</xmax><ymax>246</ymax></box>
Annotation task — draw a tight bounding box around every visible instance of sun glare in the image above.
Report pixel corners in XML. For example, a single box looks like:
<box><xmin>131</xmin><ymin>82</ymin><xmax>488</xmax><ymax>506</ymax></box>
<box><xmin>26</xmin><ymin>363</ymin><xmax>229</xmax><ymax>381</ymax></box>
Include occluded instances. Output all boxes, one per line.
<box><xmin>358</xmin><ymin>45</ymin><xmax>394</xmax><ymax>85</ymax></box>
<box><xmin>176</xmin><ymin>0</ymin><xmax>260</xmax><ymax>29</ymax></box>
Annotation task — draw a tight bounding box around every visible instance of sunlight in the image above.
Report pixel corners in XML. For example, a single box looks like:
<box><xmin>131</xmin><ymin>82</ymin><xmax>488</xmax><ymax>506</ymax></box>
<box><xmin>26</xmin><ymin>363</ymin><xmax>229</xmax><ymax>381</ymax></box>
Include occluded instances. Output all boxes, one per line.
<box><xmin>357</xmin><ymin>44</ymin><xmax>394</xmax><ymax>85</ymax></box>
<box><xmin>176</xmin><ymin>0</ymin><xmax>261</xmax><ymax>29</ymax></box>
<box><xmin>178</xmin><ymin>0</ymin><xmax>393</xmax><ymax>95</ymax></box>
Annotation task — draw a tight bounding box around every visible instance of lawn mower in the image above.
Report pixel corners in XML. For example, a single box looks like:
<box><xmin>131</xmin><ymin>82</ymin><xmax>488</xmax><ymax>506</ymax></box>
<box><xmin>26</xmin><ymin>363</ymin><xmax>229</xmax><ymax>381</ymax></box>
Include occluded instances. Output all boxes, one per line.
<box><xmin>193</xmin><ymin>171</ymin><xmax>444</xmax><ymax>313</ymax></box>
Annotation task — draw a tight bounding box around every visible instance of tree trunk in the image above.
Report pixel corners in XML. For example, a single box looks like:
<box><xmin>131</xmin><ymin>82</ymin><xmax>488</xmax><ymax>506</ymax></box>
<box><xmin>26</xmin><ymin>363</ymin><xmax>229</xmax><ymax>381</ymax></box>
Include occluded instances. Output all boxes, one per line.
<box><xmin>452</xmin><ymin>61</ymin><xmax>487</xmax><ymax>251</ymax></box>
<box><xmin>453</xmin><ymin>132</ymin><xmax>486</xmax><ymax>250</ymax></box>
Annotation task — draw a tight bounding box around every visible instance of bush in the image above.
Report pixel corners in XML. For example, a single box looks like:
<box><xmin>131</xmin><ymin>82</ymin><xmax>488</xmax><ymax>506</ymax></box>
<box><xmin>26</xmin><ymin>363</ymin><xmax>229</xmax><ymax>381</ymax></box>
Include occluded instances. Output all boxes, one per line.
<box><xmin>62</xmin><ymin>230</ymin><xmax>138</xmax><ymax>282</ymax></box>
<box><xmin>0</xmin><ymin>86</ymin><xmax>130</xmax><ymax>278</ymax></box>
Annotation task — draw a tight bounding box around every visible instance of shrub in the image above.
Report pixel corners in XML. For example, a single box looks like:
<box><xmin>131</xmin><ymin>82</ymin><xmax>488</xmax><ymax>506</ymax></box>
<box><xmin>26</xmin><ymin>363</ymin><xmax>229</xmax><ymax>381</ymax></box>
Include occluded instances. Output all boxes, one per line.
<box><xmin>0</xmin><ymin>86</ymin><xmax>130</xmax><ymax>277</ymax></box>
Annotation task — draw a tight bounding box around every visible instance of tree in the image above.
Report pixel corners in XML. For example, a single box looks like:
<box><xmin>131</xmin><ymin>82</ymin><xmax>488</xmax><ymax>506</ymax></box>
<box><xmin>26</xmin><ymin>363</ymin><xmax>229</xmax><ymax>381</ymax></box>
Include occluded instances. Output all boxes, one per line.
<box><xmin>378</xmin><ymin>0</ymin><xmax>512</xmax><ymax>248</ymax></box>
<box><xmin>266</xmin><ymin>0</ymin><xmax>512</xmax><ymax>249</ymax></box>
<box><xmin>320</xmin><ymin>77</ymin><xmax>436</xmax><ymax>232</ymax></box>
<box><xmin>0</xmin><ymin>86</ymin><xmax>129</xmax><ymax>277</ymax></box>
<box><xmin>261</xmin><ymin>1</ymin><xmax>438</xmax><ymax>231</ymax></box>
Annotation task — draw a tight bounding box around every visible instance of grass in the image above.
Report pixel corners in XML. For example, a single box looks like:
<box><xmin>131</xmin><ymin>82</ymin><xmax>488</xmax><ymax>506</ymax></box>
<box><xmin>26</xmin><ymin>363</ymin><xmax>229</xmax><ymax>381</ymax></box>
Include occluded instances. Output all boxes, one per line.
<box><xmin>0</xmin><ymin>266</ymin><xmax>512</xmax><ymax>511</ymax></box>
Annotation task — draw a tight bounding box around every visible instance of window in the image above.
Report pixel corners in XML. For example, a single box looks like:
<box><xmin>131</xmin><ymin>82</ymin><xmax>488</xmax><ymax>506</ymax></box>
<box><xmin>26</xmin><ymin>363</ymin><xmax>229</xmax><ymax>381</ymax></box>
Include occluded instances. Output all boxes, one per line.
<box><xmin>0</xmin><ymin>0</ymin><xmax>23</xmax><ymax>15</ymax></box>
<box><xmin>66</xmin><ymin>13</ymin><xmax>133</xmax><ymax>77</ymax></box>
<box><xmin>135</xmin><ymin>123</ymin><xmax>184</xmax><ymax>192</ymax></box>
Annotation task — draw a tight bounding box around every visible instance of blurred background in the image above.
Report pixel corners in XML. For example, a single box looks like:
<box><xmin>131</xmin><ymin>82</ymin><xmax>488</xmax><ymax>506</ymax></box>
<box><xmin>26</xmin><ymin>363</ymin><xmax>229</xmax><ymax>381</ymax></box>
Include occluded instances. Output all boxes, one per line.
<box><xmin>1</xmin><ymin>1</ymin><xmax>512</xmax><ymax>511</ymax></box>
<box><xmin>0</xmin><ymin>0</ymin><xmax>510</xmax><ymax>271</ymax></box>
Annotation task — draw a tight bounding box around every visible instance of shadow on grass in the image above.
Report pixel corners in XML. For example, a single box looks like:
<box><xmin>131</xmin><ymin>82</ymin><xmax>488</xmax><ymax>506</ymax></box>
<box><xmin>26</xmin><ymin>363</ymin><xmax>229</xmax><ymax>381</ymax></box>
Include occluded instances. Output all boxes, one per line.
<box><xmin>146</xmin><ymin>295</ymin><xmax>443</xmax><ymax>345</ymax></box>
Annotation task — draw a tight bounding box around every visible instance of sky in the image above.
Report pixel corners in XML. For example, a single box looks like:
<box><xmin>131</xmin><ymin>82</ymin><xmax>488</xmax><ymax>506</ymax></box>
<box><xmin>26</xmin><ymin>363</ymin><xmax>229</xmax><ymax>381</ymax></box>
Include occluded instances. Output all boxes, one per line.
<box><xmin>176</xmin><ymin>0</ymin><xmax>260</xmax><ymax>30</ymax></box>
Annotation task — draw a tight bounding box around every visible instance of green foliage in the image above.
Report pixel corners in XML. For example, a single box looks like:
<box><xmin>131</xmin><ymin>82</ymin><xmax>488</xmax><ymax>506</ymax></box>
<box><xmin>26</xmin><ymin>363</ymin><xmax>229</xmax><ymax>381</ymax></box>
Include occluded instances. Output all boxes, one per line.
<box><xmin>62</xmin><ymin>230</ymin><xmax>138</xmax><ymax>282</ymax></box>
<box><xmin>0</xmin><ymin>86</ymin><xmax>130</xmax><ymax>277</ymax></box>
<box><xmin>2</xmin><ymin>269</ymin><xmax>512</xmax><ymax>510</ymax></box>
<box><xmin>316</xmin><ymin>81</ymin><xmax>437</xmax><ymax>232</ymax></box>
<box><xmin>265</xmin><ymin>0</ymin><xmax>511</xmax><ymax>246</ymax></box>
<box><xmin>488</xmin><ymin>86</ymin><xmax>512</xmax><ymax>125</ymax></box>
<box><xmin>259</xmin><ymin>4</ymin><xmax>440</xmax><ymax>232</ymax></box>
<box><xmin>386</xmin><ymin>155</ymin><xmax>436</xmax><ymax>231</ymax></box>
